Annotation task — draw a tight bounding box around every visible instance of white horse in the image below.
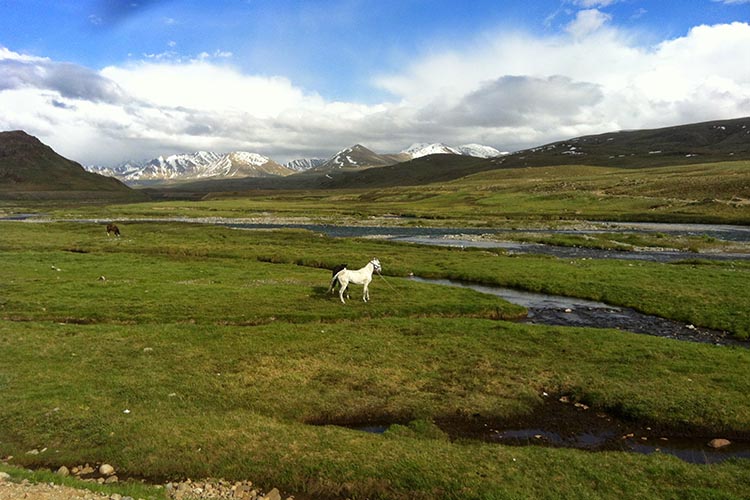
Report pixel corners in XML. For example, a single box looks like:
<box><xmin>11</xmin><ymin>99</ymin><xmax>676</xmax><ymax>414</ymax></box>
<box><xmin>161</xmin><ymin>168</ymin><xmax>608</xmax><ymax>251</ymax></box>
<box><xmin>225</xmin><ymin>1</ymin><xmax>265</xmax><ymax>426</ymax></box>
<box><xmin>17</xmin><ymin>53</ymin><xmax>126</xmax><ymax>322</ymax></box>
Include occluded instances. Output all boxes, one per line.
<box><xmin>328</xmin><ymin>258</ymin><xmax>381</xmax><ymax>304</ymax></box>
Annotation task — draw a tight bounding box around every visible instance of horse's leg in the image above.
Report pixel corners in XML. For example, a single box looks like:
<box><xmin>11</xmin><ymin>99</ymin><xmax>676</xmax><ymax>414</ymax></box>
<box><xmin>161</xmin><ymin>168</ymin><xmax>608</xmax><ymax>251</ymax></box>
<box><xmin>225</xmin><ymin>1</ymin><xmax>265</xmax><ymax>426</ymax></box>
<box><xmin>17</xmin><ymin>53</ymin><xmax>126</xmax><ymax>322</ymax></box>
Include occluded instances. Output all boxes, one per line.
<box><xmin>363</xmin><ymin>282</ymin><xmax>369</xmax><ymax>302</ymax></box>
<box><xmin>339</xmin><ymin>281</ymin><xmax>348</xmax><ymax>304</ymax></box>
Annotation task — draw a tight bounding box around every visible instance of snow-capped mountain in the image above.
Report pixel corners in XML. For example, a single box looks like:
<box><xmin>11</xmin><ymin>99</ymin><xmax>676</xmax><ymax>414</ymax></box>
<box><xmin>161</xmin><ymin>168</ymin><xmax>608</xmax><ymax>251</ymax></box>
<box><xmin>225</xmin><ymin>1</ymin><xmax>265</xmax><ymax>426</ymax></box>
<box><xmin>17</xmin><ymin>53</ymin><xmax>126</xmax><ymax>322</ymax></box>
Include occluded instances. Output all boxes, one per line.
<box><xmin>401</xmin><ymin>143</ymin><xmax>460</xmax><ymax>158</ymax></box>
<box><xmin>401</xmin><ymin>143</ymin><xmax>505</xmax><ymax>159</ymax></box>
<box><xmin>87</xmin><ymin>151</ymin><xmax>292</xmax><ymax>184</ymax></box>
<box><xmin>454</xmin><ymin>144</ymin><xmax>507</xmax><ymax>158</ymax></box>
<box><xmin>284</xmin><ymin>158</ymin><xmax>326</xmax><ymax>172</ymax></box>
<box><xmin>313</xmin><ymin>144</ymin><xmax>406</xmax><ymax>171</ymax></box>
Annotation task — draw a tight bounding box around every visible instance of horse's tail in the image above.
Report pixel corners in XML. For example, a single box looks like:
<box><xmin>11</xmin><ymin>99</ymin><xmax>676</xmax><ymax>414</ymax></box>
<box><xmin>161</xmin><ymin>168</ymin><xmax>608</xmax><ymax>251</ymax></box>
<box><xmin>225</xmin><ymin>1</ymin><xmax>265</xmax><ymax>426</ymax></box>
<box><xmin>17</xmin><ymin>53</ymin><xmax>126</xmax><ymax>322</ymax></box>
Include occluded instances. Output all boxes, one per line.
<box><xmin>328</xmin><ymin>269</ymin><xmax>345</xmax><ymax>293</ymax></box>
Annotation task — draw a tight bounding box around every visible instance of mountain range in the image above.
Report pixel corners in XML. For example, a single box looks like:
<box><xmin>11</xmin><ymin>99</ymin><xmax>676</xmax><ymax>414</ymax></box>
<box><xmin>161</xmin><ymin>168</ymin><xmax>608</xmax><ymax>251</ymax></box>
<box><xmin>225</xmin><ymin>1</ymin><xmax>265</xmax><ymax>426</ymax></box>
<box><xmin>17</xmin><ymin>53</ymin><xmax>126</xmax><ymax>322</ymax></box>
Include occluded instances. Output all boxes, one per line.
<box><xmin>2</xmin><ymin>117</ymin><xmax>747</xmax><ymax>198</ymax></box>
<box><xmin>87</xmin><ymin>151</ymin><xmax>293</xmax><ymax>184</ymax></box>
<box><xmin>85</xmin><ymin>142</ymin><xmax>505</xmax><ymax>186</ymax></box>
<box><xmin>142</xmin><ymin>116</ymin><xmax>750</xmax><ymax>194</ymax></box>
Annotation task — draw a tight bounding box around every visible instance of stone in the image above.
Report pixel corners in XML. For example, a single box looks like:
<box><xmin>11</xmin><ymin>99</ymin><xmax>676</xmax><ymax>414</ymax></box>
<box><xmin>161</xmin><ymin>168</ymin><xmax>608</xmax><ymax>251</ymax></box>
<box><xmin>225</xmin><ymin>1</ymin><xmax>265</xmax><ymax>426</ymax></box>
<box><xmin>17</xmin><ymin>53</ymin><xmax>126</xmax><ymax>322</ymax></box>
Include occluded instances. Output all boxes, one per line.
<box><xmin>110</xmin><ymin>494</ymin><xmax>122</xmax><ymax>500</ymax></box>
<box><xmin>56</xmin><ymin>465</ymin><xmax>70</xmax><ymax>477</ymax></box>
<box><xmin>708</xmin><ymin>438</ymin><xmax>731</xmax><ymax>448</ymax></box>
<box><xmin>99</xmin><ymin>463</ymin><xmax>115</xmax><ymax>476</ymax></box>
<box><xmin>263</xmin><ymin>488</ymin><xmax>282</xmax><ymax>500</ymax></box>
<box><xmin>0</xmin><ymin>472</ymin><xmax>11</xmax><ymax>481</ymax></box>
<box><xmin>105</xmin><ymin>475</ymin><xmax>119</xmax><ymax>484</ymax></box>
<box><xmin>233</xmin><ymin>484</ymin><xmax>254</xmax><ymax>499</ymax></box>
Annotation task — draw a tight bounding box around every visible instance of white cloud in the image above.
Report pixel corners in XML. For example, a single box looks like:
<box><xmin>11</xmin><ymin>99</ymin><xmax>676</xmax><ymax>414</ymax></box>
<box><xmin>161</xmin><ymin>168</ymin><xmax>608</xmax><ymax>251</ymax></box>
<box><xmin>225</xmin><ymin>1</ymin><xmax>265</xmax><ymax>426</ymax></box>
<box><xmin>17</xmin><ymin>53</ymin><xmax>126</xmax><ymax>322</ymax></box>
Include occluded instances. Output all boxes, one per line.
<box><xmin>565</xmin><ymin>9</ymin><xmax>612</xmax><ymax>38</ymax></box>
<box><xmin>712</xmin><ymin>0</ymin><xmax>750</xmax><ymax>4</ymax></box>
<box><xmin>375</xmin><ymin>22</ymin><xmax>750</xmax><ymax>150</ymax></box>
<box><xmin>2</xmin><ymin>21</ymin><xmax>750</xmax><ymax>164</ymax></box>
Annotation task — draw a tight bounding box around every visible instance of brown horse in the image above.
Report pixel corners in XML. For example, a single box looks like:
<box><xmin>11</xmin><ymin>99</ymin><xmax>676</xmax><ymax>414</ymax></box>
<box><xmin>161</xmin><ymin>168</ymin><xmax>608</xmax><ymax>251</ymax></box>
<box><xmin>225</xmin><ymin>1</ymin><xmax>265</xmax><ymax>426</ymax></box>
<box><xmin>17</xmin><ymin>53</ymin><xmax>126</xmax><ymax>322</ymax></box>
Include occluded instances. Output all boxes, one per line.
<box><xmin>106</xmin><ymin>223</ymin><xmax>120</xmax><ymax>237</ymax></box>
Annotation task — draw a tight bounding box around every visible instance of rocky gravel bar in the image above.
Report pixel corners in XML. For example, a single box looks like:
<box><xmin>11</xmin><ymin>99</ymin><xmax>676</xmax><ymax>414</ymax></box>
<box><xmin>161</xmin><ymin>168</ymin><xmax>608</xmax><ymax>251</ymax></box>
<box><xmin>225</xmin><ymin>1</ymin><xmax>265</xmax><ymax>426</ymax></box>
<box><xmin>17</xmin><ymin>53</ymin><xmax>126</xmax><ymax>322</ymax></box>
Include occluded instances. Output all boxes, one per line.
<box><xmin>0</xmin><ymin>468</ymin><xmax>295</xmax><ymax>500</ymax></box>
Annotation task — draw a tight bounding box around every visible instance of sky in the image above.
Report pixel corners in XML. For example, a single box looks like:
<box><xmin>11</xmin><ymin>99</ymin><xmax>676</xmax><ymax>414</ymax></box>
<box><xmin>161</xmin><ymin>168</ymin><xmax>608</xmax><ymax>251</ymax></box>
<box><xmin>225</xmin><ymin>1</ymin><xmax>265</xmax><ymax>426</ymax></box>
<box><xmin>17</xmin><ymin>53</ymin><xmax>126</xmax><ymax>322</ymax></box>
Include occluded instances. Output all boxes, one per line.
<box><xmin>0</xmin><ymin>0</ymin><xmax>749</xmax><ymax>165</ymax></box>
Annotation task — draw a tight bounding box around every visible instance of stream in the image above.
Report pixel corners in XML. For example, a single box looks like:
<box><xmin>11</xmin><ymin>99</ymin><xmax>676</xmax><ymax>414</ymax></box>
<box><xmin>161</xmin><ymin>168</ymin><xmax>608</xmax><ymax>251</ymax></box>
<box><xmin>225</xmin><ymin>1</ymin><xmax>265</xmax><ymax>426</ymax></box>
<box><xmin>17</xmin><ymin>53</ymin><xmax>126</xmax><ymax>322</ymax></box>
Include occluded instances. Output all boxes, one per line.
<box><xmin>5</xmin><ymin>215</ymin><xmax>749</xmax><ymax>262</ymax></box>
<box><xmin>408</xmin><ymin>277</ymin><xmax>748</xmax><ymax>348</ymax></box>
<box><xmin>223</xmin><ymin>221</ymin><xmax>750</xmax><ymax>263</ymax></box>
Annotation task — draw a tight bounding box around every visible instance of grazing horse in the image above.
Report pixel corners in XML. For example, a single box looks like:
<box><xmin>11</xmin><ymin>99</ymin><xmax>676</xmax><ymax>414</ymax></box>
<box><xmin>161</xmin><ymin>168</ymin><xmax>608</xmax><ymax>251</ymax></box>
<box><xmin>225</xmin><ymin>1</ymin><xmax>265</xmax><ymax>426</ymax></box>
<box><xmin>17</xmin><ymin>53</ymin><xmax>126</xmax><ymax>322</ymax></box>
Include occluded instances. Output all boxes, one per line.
<box><xmin>106</xmin><ymin>223</ymin><xmax>120</xmax><ymax>237</ymax></box>
<box><xmin>330</xmin><ymin>263</ymin><xmax>349</xmax><ymax>298</ymax></box>
<box><xmin>328</xmin><ymin>258</ymin><xmax>381</xmax><ymax>304</ymax></box>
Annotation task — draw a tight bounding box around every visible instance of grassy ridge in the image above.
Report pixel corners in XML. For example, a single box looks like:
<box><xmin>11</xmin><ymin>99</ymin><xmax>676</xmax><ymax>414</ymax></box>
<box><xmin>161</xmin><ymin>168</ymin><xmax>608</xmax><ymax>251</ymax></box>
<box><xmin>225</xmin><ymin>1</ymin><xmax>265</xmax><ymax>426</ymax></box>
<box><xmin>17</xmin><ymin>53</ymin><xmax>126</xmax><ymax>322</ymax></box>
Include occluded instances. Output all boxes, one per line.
<box><xmin>1</xmin><ymin>221</ymin><xmax>750</xmax><ymax>499</ymax></box>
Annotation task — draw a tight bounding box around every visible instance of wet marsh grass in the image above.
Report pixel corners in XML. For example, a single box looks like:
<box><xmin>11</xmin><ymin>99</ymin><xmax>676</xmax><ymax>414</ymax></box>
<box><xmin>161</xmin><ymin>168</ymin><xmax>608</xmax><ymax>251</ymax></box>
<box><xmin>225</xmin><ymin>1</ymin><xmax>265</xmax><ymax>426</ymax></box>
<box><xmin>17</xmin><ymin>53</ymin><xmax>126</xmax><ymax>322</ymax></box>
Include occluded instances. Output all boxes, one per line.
<box><xmin>1</xmin><ymin>221</ymin><xmax>750</xmax><ymax>499</ymax></box>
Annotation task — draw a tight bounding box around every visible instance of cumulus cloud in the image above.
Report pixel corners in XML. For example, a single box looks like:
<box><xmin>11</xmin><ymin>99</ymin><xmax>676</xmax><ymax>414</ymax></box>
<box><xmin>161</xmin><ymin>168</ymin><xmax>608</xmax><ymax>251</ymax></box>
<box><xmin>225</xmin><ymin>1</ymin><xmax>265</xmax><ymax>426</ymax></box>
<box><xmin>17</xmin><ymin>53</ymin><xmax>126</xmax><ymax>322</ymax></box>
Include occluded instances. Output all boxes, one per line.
<box><xmin>0</xmin><ymin>48</ymin><xmax>125</xmax><ymax>103</ymax></box>
<box><xmin>438</xmin><ymin>75</ymin><xmax>603</xmax><ymax>128</ymax></box>
<box><xmin>375</xmin><ymin>22</ymin><xmax>750</xmax><ymax>150</ymax></box>
<box><xmin>2</xmin><ymin>20</ymin><xmax>750</xmax><ymax>164</ymax></box>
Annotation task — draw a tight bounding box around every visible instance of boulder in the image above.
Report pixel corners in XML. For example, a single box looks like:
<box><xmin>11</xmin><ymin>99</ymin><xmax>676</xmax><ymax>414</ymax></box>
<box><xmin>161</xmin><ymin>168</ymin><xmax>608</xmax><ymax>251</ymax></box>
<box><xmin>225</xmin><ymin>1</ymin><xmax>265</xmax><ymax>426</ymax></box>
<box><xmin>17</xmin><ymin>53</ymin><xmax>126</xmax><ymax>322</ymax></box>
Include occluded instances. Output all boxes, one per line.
<box><xmin>262</xmin><ymin>488</ymin><xmax>282</xmax><ymax>500</ymax></box>
<box><xmin>707</xmin><ymin>438</ymin><xmax>731</xmax><ymax>448</ymax></box>
<box><xmin>99</xmin><ymin>463</ymin><xmax>115</xmax><ymax>476</ymax></box>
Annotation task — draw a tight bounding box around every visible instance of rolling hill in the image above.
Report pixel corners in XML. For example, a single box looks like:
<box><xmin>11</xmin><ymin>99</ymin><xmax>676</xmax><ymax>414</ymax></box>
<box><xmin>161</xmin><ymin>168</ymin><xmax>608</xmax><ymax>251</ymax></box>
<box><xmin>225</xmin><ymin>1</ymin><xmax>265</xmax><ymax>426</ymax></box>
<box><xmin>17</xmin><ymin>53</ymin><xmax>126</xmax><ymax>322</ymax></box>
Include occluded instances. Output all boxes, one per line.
<box><xmin>495</xmin><ymin>116</ymin><xmax>750</xmax><ymax>169</ymax></box>
<box><xmin>0</xmin><ymin>131</ymin><xmax>144</xmax><ymax>200</ymax></box>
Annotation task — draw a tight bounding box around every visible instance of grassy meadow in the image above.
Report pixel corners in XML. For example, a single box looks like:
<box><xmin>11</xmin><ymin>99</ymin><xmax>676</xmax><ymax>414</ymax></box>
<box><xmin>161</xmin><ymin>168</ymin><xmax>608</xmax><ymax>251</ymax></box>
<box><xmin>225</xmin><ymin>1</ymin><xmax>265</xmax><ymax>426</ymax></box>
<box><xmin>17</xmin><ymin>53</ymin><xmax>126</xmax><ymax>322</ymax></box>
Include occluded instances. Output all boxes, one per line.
<box><xmin>25</xmin><ymin>161</ymin><xmax>750</xmax><ymax>227</ymax></box>
<box><xmin>1</xmin><ymin>220</ymin><xmax>750</xmax><ymax>499</ymax></box>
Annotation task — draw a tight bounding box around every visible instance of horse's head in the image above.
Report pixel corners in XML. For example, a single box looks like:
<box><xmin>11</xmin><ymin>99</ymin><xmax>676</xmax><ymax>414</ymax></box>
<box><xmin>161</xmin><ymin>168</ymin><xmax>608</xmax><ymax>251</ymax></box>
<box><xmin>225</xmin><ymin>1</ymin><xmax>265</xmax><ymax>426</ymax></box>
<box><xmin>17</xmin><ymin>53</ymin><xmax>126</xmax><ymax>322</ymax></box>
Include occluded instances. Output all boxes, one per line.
<box><xmin>371</xmin><ymin>258</ymin><xmax>382</xmax><ymax>274</ymax></box>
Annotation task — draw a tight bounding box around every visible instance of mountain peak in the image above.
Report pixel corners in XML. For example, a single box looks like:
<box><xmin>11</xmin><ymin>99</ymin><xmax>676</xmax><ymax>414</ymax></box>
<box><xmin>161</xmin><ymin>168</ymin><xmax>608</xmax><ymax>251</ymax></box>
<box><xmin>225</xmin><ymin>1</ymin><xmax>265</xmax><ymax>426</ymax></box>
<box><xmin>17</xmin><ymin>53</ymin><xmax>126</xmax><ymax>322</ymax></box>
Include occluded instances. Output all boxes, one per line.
<box><xmin>400</xmin><ymin>142</ymin><xmax>504</xmax><ymax>159</ymax></box>
<box><xmin>314</xmin><ymin>144</ymin><xmax>395</xmax><ymax>171</ymax></box>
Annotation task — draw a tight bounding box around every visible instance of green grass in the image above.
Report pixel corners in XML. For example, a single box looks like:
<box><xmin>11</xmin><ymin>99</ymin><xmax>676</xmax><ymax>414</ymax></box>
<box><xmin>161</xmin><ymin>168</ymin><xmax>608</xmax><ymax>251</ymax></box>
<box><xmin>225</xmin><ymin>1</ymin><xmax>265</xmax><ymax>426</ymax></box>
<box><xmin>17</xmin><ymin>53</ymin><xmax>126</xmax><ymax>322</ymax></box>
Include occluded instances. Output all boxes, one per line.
<box><xmin>1</xmin><ymin>221</ymin><xmax>750</xmax><ymax>499</ymax></box>
<box><xmin>1</xmin><ymin>222</ymin><xmax>749</xmax><ymax>338</ymax></box>
<box><xmin>24</xmin><ymin>161</ymin><xmax>748</xmax><ymax>226</ymax></box>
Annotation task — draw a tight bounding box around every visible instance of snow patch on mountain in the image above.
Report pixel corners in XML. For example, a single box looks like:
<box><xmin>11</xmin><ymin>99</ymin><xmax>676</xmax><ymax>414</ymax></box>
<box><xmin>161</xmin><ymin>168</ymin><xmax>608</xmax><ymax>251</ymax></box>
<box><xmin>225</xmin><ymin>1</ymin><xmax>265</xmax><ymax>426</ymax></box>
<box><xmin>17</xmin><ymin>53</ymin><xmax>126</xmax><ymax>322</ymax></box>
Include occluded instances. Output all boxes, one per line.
<box><xmin>401</xmin><ymin>143</ymin><xmax>505</xmax><ymax>159</ymax></box>
<box><xmin>455</xmin><ymin>144</ymin><xmax>507</xmax><ymax>158</ymax></box>
<box><xmin>284</xmin><ymin>158</ymin><xmax>326</xmax><ymax>171</ymax></box>
<box><xmin>401</xmin><ymin>143</ymin><xmax>459</xmax><ymax>159</ymax></box>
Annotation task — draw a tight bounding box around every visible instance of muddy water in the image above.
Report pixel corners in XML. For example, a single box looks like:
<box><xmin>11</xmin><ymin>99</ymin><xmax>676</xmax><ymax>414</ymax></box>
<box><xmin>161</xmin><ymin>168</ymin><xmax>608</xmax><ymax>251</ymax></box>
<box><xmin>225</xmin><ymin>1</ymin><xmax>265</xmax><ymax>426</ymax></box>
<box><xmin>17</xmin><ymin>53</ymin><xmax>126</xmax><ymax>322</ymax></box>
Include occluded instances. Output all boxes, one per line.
<box><xmin>338</xmin><ymin>399</ymin><xmax>750</xmax><ymax>464</ymax></box>
<box><xmin>408</xmin><ymin>277</ymin><xmax>747</xmax><ymax>348</ymax></box>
